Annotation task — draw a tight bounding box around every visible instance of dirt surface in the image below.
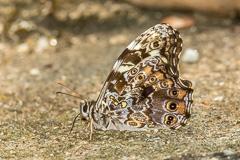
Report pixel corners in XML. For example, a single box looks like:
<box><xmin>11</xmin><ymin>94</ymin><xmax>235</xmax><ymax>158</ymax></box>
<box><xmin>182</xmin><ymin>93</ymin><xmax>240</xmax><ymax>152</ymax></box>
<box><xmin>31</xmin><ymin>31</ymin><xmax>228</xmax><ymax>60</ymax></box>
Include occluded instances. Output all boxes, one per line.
<box><xmin>0</xmin><ymin>1</ymin><xmax>240</xmax><ymax>159</ymax></box>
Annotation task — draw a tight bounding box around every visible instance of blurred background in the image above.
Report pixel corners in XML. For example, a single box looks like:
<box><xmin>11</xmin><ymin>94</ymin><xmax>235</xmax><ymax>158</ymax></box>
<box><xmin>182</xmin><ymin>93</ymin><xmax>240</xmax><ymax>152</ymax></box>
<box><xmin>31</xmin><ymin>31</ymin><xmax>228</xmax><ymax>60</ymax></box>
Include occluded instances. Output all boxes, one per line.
<box><xmin>0</xmin><ymin>0</ymin><xmax>240</xmax><ymax>159</ymax></box>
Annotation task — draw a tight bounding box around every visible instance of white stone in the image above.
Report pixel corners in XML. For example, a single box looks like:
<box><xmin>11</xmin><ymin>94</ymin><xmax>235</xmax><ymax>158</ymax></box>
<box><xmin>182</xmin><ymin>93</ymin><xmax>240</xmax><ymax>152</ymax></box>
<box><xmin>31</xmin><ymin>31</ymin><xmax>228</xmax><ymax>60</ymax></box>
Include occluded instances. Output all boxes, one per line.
<box><xmin>223</xmin><ymin>150</ymin><xmax>234</xmax><ymax>156</ymax></box>
<box><xmin>29</xmin><ymin>68</ymin><xmax>40</xmax><ymax>76</ymax></box>
<box><xmin>36</xmin><ymin>37</ymin><xmax>49</xmax><ymax>52</ymax></box>
<box><xmin>214</xmin><ymin>96</ymin><xmax>224</xmax><ymax>101</ymax></box>
<box><xmin>50</xmin><ymin>38</ymin><xmax>57</xmax><ymax>46</ymax></box>
<box><xmin>146</xmin><ymin>134</ymin><xmax>151</xmax><ymax>137</ymax></box>
<box><xmin>219</xmin><ymin>82</ymin><xmax>225</xmax><ymax>86</ymax></box>
<box><xmin>17</xmin><ymin>43</ymin><xmax>30</xmax><ymax>54</ymax></box>
<box><xmin>19</xmin><ymin>20</ymin><xmax>33</xmax><ymax>31</ymax></box>
<box><xmin>65</xmin><ymin>152</ymin><xmax>71</xmax><ymax>156</ymax></box>
<box><xmin>3</xmin><ymin>104</ymin><xmax>9</xmax><ymax>108</ymax></box>
<box><xmin>182</xmin><ymin>48</ymin><xmax>199</xmax><ymax>63</ymax></box>
<box><xmin>61</xmin><ymin>75</ymin><xmax>67</xmax><ymax>81</ymax></box>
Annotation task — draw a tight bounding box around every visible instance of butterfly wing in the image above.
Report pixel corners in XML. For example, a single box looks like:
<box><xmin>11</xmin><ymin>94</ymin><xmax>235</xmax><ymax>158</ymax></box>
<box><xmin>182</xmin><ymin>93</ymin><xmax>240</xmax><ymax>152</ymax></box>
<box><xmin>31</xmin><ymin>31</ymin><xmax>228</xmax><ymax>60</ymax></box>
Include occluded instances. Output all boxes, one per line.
<box><xmin>96</xmin><ymin>23</ymin><xmax>182</xmax><ymax>107</ymax></box>
<box><xmin>93</xmin><ymin>23</ymin><xmax>193</xmax><ymax>130</ymax></box>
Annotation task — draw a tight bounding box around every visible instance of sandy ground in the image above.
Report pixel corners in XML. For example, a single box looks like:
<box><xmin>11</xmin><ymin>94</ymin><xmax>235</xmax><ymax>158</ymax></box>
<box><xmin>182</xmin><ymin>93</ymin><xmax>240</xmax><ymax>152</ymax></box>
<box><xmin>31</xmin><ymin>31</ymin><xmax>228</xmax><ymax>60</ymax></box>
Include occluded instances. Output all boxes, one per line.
<box><xmin>0</xmin><ymin>1</ymin><xmax>240</xmax><ymax>159</ymax></box>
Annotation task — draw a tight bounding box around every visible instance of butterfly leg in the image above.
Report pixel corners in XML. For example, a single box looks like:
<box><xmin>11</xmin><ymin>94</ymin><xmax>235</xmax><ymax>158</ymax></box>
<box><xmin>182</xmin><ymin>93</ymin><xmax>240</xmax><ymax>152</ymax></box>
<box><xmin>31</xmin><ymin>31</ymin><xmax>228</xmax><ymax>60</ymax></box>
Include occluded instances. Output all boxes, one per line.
<box><xmin>86</xmin><ymin>121</ymin><xmax>90</xmax><ymax>129</ymax></box>
<box><xmin>107</xmin><ymin>118</ymin><xmax>127</xmax><ymax>136</ymax></box>
<box><xmin>89</xmin><ymin>118</ymin><xmax>93</xmax><ymax>141</ymax></box>
<box><xmin>110</xmin><ymin>119</ymin><xmax>121</xmax><ymax>131</ymax></box>
<box><xmin>69</xmin><ymin>112</ymin><xmax>81</xmax><ymax>134</ymax></box>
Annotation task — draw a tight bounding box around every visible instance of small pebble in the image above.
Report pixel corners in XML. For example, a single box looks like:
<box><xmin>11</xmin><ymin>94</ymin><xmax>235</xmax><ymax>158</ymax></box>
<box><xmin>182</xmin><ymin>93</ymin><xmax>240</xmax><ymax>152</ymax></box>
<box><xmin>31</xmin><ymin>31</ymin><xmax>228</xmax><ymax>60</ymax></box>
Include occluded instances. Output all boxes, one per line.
<box><xmin>61</xmin><ymin>75</ymin><xmax>67</xmax><ymax>81</ymax></box>
<box><xmin>29</xmin><ymin>68</ymin><xmax>40</xmax><ymax>76</ymax></box>
<box><xmin>17</xmin><ymin>43</ymin><xmax>30</xmax><ymax>54</ymax></box>
<box><xmin>214</xmin><ymin>96</ymin><xmax>224</xmax><ymax>101</ymax></box>
<box><xmin>122</xmin><ymin>156</ymin><xmax>129</xmax><ymax>160</ymax></box>
<box><xmin>219</xmin><ymin>82</ymin><xmax>225</xmax><ymax>86</ymax></box>
<box><xmin>182</xmin><ymin>48</ymin><xmax>199</xmax><ymax>63</ymax></box>
<box><xmin>161</xmin><ymin>15</ymin><xmax>195</xmax><ymax>29</ymax></box>
<box><xmin>36</xmin><ymin>37</ymin><xmax>49</xmax><ymax>52</ymax></box>
<box><xmin>50</xmin><ymin>37</ymin><xmax>58</xmax><ymax>46</ymax></box>
<box><xmin>65</xmin><ymin>152</ymin><xmax>71</xmax><ymax>156</ymax></box>
<box><xmin>19</xmin><ymin>20</ymin><xmax>34</xmax><ymax>31</ymax></box>
<box><xmin>203</xmin><ymin>100</ymin><xmax>210</xmax><ymax>106</ymax></box>
<box><xmin>146</xmin><ymin>134</ymin><xmax>151</xmax><ymax>137</ymax></box>
<box><xmin>223</xmin><ymin>150</ymin><xmax>234</xmax><ymax>156</ymax></box>
<box><xmin>18</xmin><ymin>100</ymin><xmax>23</xmax><ymax>106</ymax></box>
<box><xmin>3</xmin><ymin>104</ymin><xmax>9</xmax><ymax>108</ymax></box>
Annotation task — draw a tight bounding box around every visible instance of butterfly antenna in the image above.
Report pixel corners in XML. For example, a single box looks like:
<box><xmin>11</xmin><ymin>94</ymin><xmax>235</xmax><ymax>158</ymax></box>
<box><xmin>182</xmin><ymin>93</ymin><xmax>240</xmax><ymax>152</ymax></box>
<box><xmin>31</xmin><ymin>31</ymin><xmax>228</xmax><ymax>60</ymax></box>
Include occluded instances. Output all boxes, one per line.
<box><xmin>56</xmin><ymin>83</ymin><xmax>87</xmax><ymax>103</ymax></box>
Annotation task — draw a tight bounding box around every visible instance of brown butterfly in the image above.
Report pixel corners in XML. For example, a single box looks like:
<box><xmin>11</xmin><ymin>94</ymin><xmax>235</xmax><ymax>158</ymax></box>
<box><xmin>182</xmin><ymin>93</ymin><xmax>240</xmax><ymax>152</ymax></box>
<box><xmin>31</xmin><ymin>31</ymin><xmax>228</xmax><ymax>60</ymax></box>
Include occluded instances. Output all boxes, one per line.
<box><xmin>58</xmin><ymin>23</ymin><xmax>193</xmax><ymax>140</ymax></box>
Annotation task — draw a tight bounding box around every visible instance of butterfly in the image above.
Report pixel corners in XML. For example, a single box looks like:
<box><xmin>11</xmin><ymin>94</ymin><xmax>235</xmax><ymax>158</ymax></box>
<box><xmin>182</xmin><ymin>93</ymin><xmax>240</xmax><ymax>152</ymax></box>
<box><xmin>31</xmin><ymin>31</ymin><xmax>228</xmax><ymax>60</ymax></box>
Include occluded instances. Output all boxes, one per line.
<box><xmin>58</xmin><ymin>23</ymin><xmax>193</xmax><ymax>140</ymax></box>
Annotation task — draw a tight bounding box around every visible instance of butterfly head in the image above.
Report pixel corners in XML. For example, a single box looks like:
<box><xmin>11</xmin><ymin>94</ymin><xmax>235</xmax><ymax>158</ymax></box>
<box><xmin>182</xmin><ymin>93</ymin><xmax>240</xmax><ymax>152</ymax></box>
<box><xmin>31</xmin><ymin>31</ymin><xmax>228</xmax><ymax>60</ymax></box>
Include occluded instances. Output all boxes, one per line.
<box><xmin>80</xmin><ymin>100</ymin><xmax>95</xmax><ymax>120</ymax></box>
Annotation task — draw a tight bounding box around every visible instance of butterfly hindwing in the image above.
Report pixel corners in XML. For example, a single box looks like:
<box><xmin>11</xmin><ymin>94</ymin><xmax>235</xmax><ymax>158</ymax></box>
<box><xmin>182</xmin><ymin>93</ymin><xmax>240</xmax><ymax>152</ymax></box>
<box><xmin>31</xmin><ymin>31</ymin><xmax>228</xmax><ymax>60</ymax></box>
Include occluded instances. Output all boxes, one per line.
<box><xmin>105</xmin><ymin>56</ymin><xmax>193</xmax><ymax>130</ymax></box>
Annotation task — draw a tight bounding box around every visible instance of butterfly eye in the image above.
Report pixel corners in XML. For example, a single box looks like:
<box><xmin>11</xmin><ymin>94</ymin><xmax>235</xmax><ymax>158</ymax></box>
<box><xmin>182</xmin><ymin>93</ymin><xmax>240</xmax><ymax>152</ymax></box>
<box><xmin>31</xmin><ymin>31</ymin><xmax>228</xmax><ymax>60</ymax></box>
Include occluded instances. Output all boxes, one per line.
<box><xmin>170</xmin><ymin>89</ymin><xmax>179</xmax><ymax>97</ymax></box>
<box><xmin>149</xmin><ymin>76</ymin><xmax>156</xmax><ymax>83</ymax></box>
<box><xmin>131</xmin><ymin>68</ymin><xmax>138</xmax><ymax>75</ymax></box>
<box><xmin>136</xmin><ymin>74</ymin><xmax>145</xmax><ymax>81</ymax></box>
<box><xmin>166</xmin><ymin>101</ymin><xmax>178</xmax><ymax>111</ymax></box>
<box><xmin>164</xmin><ymin>114</ymin><xmax>177</xmax><ymax>126</ymax></box>
<box><xmin>160</xmin><ymin>81</ymin><xmax>168</xmax><ymax>88</ymax></box>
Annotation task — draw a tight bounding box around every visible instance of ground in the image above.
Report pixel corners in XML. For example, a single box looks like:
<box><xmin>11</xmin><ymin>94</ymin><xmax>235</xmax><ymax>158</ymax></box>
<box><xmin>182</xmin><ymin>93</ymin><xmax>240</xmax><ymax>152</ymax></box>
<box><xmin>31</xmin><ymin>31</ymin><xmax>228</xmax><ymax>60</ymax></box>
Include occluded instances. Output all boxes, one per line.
<box><xmin>0</xmin><ymin>1</ymin><xmax>240</xmax><ymax>159</ymax></box>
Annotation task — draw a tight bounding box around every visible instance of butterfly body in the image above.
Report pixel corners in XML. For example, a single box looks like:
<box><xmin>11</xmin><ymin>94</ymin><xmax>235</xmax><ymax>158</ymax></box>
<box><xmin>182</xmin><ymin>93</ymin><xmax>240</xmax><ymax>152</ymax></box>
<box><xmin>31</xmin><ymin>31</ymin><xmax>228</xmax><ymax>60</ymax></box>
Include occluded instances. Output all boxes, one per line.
<box><xmin>79</xmin><ymin>23</ymin><xmax>193</xmax><ymax>134</ymax></box>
